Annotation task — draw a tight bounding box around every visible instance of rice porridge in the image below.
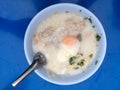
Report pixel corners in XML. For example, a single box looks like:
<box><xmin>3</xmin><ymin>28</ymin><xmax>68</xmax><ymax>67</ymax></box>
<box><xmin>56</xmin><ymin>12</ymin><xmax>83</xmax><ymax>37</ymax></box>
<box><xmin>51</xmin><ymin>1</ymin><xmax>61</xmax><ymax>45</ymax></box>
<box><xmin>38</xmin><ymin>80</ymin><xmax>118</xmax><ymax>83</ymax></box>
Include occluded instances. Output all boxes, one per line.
<box><xmin>32</xmin><ymin>12</ymin><xmax>99</xmax><ymax>75</ymax></box>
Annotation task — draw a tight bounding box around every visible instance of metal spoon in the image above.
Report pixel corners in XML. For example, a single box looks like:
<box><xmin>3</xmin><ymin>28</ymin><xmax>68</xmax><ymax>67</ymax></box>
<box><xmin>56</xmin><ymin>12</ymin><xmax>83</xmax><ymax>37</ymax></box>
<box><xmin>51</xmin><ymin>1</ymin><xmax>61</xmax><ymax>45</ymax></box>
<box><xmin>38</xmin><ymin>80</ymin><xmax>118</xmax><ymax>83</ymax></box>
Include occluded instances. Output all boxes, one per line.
<box><xmin>12</xmin><ymin>52</ymin><xmax>47</xmax><ymax>87</ymax></box>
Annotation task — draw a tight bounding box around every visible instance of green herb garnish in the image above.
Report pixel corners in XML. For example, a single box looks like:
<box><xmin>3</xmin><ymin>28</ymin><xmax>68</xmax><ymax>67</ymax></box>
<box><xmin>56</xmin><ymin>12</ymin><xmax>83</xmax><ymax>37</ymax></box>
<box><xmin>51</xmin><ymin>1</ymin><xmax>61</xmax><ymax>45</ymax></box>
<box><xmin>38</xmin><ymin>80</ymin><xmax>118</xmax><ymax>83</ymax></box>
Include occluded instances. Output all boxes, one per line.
<box><xmin>77</xmin><ymin>52</ymin><xmax>83</xmax><ymax>56</ymax></box>
<box><xmin>95</xmin><ymin>60</ymin><xmax>98</xmax><ymax>65</ymax></box>
<box><xmin>80</xmin><ymin>53</ymin><xmax>83</xmax><ymax>56</ymax></box>
<box><xmin>84</xmin><ymin>17</ymin><xmax>92</xmax><ymax>23</ymax></box>
<box><xmin>88</xmin><ymin>17</ymin><xmax>92</xmax><ymax>23</ymax></box>
<box><xmin>72</xmin><ymin>56</ymin><xmax>77</xmax><ymax>59</ymax></box>
<box><xmin>74</xmin><ymin>67</ymin><xmax>79</xmax><ymax>69</ymax></box>
<box><xmin>77</xmin><ymin>59</ymin><xmax>84</xmax><ymax>67</ymax></box>
<box><xmin>89</xmin><ymin>54</ymin><xmax>93</xmax><ymax>58</ymax></box>
<box><xmin>92</xmin><ymin>25</ymin><xmax>95</xmax><ymax>28</ymax></box>
<box><xmin>69</xmin><ymin>56</ymin><xmax>76</xmax><ymax>65</ymax></box>
<box><xmin>96</xmin><ymin>34</ymin><xmax>101</xmax><ymax>41</ymax></box>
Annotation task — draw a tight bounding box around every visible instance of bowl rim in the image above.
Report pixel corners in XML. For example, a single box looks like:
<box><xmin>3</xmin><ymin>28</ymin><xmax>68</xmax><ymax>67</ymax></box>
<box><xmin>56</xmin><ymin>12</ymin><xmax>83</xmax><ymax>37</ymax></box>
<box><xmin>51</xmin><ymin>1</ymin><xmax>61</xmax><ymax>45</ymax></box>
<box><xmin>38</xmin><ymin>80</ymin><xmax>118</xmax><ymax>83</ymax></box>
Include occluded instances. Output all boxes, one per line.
<box><xmin>24</xmin><ymin>3</ymin><xmax>107</xmax><ymax>85</ymax></box>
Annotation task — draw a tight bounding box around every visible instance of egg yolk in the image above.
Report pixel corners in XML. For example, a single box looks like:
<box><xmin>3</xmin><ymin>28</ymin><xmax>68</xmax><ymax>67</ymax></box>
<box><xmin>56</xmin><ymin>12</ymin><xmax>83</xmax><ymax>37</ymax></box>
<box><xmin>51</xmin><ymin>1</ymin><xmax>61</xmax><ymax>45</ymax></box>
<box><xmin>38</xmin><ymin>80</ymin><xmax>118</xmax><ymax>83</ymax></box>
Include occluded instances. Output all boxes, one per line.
<box><xmin>62</xmin><ymin>35</ymin><xmax>77</xmax><ymax>47</ymax></box>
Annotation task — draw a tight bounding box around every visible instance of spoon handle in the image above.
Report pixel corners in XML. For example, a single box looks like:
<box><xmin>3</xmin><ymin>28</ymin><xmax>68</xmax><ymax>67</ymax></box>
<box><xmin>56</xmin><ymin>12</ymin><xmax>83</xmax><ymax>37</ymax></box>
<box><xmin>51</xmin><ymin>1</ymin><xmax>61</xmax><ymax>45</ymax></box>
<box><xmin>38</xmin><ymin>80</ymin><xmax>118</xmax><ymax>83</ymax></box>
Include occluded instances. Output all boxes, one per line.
<box><xmin>12</xmin><ymin>60</ymin><xmax>38</xmax><ymax>87</ymax></box>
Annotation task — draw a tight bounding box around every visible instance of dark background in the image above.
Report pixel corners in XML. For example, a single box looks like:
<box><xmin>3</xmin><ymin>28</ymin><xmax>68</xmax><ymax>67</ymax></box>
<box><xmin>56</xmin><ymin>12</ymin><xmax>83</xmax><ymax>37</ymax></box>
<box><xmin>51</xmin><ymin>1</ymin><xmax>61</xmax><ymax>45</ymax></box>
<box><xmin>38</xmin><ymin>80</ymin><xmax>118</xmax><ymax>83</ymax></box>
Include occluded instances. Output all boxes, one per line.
<box><xmin>0</xmin><ymin>0</ymin><xmax>120</xmax><ymax>90</ymax></box>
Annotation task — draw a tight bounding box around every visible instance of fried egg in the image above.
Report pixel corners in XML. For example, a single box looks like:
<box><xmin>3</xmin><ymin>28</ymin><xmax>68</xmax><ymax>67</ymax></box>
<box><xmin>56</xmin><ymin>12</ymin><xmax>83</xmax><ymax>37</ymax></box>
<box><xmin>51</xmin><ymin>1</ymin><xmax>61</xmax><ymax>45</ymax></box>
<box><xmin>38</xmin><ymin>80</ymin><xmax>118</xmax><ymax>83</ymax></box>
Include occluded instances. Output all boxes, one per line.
<box><xmin>58</xmin><ymin>35</ymin><xmax>80</xmax><ymax>62</ymax></box>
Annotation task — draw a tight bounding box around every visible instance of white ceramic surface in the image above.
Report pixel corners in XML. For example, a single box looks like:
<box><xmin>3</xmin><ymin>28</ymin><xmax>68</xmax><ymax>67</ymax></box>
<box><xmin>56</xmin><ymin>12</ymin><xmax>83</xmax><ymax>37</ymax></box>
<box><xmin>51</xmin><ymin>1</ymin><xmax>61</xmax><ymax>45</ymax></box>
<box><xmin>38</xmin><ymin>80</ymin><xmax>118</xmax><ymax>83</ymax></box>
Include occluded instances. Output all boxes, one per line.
<box><xmin>24</xmin><ymin>3</ymin><xmax>107</xmax><ymax>85</ymax></box>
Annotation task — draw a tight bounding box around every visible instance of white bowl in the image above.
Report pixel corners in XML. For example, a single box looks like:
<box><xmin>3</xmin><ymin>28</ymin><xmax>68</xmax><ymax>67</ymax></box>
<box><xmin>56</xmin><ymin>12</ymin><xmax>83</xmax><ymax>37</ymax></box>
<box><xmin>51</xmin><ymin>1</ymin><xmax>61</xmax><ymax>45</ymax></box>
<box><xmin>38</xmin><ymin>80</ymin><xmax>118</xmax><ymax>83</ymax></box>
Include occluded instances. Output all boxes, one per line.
<box><xmin>24</xmin><ymin>3</ymin><xmax>107</xmax><ymax>85</ymax></box>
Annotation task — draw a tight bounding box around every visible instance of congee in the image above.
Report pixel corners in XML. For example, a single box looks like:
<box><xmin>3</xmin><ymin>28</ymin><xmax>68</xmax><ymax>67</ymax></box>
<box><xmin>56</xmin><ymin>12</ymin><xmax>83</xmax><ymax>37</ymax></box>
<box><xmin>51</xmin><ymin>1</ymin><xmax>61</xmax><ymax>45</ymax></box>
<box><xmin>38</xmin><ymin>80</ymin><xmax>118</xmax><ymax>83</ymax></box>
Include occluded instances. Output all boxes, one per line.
<box><xmin>32</xmin><ymin>12</ymin><xmax>100</xmax><ymax>75</ymax></box>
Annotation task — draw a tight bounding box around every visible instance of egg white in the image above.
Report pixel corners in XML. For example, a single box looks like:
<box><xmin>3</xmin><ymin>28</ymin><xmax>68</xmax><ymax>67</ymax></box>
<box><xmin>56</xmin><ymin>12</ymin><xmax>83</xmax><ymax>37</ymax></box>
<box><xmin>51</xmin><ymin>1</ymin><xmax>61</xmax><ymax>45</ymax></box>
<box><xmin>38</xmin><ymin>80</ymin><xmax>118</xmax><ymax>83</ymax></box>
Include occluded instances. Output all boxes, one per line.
<box><xmin>57</xmin><ymin>40</ymin><xmax>80</xmax><ymax>63</ymax></box>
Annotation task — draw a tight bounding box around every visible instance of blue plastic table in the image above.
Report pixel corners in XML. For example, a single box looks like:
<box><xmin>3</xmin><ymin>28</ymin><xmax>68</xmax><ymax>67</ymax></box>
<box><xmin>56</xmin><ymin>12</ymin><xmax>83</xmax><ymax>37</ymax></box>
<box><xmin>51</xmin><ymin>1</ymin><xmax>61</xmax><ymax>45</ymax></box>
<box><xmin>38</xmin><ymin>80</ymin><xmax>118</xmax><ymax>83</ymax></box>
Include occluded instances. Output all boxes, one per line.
<box><xmin>0</xmin><ymin>0</ymin><xmax>120</xmax><ymax>90</ymax></box>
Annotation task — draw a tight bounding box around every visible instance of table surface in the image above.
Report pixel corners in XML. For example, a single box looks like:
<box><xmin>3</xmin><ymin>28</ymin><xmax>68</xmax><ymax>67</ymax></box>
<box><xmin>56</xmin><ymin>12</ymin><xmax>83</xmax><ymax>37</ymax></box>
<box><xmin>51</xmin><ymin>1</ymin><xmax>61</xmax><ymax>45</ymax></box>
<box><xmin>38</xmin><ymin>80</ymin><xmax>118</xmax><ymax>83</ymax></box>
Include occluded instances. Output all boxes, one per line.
<box><xmin>0</xmin><ymin>0</ymin><xmax>120</xmax><ymax>90</ymax></box>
